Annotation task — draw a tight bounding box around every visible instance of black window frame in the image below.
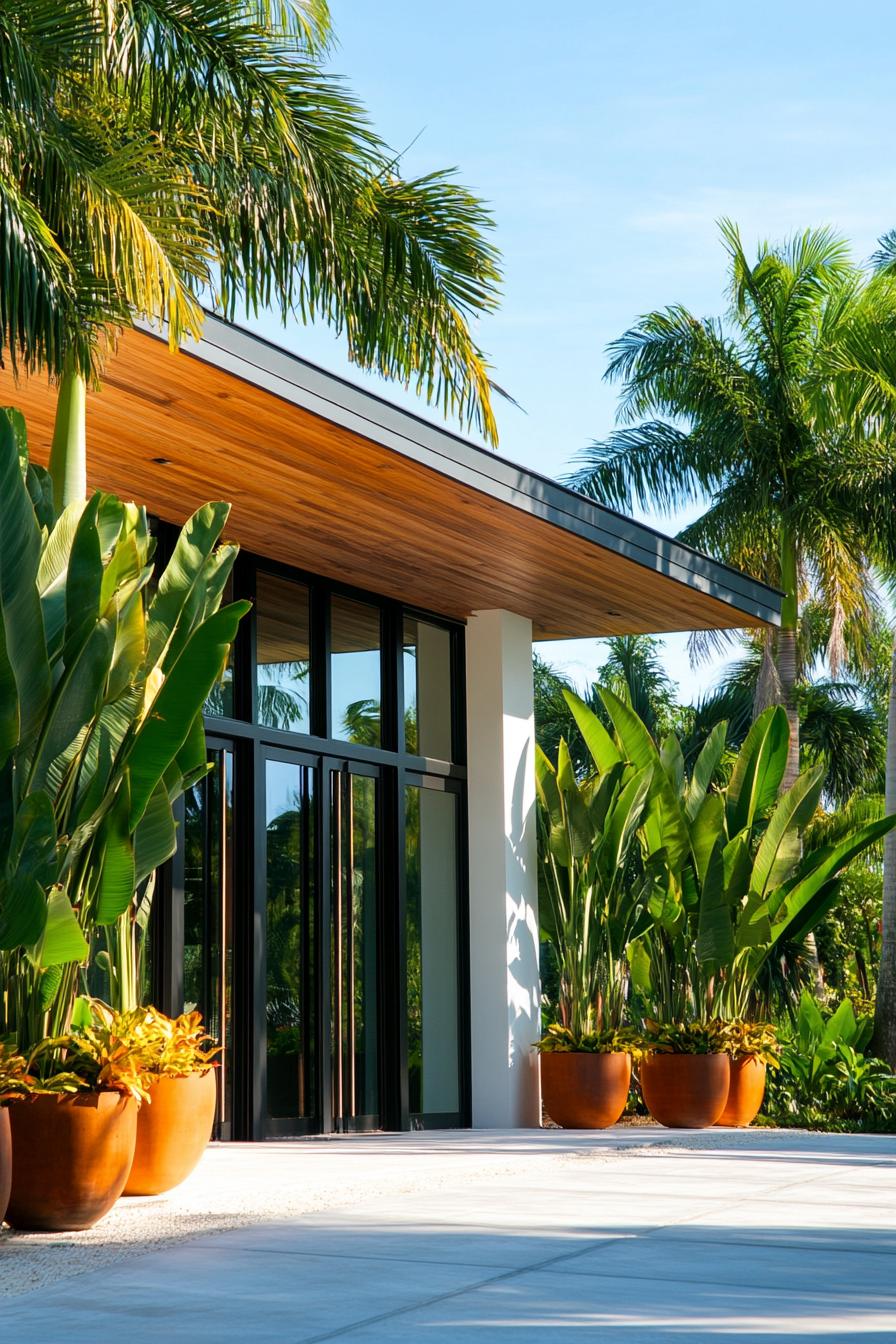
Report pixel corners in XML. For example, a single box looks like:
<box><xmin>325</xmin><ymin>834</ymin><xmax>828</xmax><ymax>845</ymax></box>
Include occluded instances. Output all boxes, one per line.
<box><xmin>150</xmin><ymin>526</ymin><xmax>470</xmax><ymax>1137</ymax></box>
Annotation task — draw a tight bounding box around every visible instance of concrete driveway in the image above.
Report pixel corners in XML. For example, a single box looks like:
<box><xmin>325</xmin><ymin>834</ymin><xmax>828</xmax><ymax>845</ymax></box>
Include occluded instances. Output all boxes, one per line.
<box><xmin>2</xmin><ymin>1128</ymin><xmax>895</xmax><ymax>1341</ymax></box>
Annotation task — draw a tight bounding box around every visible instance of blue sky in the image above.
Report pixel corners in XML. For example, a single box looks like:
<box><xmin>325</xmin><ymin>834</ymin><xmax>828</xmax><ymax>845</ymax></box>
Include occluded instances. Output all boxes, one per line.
<box><xmin>249</xmin><ymin>1</ymin><xmax>896</xmax><ymax>699</ymax></box>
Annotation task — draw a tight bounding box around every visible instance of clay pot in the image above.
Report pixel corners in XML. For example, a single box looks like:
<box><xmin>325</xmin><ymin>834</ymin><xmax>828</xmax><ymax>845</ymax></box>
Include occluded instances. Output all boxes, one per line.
<box><xmin>123</xmin><ymin>1069</ymin><xmax>216</xmax><ymax>1196</ymax></box>
<box><xmin>715</xmin><ymin>1055</ymin><xmax>767</xmax><ymax>1127</ymax></box>
<box><xmin>0</xmin><ymin>1106</ymin><xmax>11</xmax><ymax>1226</ymax></box>
<box><xmin>541</xmin><ymin>1052</ymin><xmax>632</xmax><ymax>1128</ymax></box>
<box><xmin>640</xmin><ymin>1052</ymin><xmax>731</xmax><ymax>1128</ymax></box>
<box><xmin>6</xmin><ymin>1091</ymin><xmax>137</xmax><ymax>1231</ymax></box>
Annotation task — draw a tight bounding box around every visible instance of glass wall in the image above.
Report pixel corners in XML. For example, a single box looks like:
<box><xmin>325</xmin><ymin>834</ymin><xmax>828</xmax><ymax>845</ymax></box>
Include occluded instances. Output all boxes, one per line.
<box><xmin>331</xmin><ymin>595</ymin><xmax>382</xmax><ymax>746</ymax></box>
<box><xmin>255</xmin><ymin>572</ymin><xmax>311</xmax><ymax>733</ymax></box>
<box><xmin>157</xmin><ymin>527</ymin><xmax>467</xmax><ymax>1138</ymax></box>
<box><xmin>405</xmin><ymin>784</ymin><xmax>461</xmax><ymax>1119</ymax></box>
<box><xmin>403</xmin><ymin>617</ymin><xmax>453</xmax><ymax>759</ymax></box>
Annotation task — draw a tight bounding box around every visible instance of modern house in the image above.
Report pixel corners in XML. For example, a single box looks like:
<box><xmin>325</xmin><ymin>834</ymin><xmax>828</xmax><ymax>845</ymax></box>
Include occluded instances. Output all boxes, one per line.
<box><xmin>1</xmin><ymin>317</ymin><xmax>781</xmax><ymax>1140</ymax></box>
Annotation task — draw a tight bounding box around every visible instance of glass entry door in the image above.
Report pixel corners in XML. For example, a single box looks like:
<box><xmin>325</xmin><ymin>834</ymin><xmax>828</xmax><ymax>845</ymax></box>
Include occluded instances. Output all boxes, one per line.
<box><xmin>327</xmin><ymin>763</ymin><xmax>380</xmax><ymax>1131</ymax></box>
<box><xmin>183</xmin><ymin>742</ymin><xmax>234</xmax><ymax>1139</ymax></box>
<box><xmin>263</xmin><ymin>753</ymin><xmax>318</xmax><ymax>1134</ymax></box>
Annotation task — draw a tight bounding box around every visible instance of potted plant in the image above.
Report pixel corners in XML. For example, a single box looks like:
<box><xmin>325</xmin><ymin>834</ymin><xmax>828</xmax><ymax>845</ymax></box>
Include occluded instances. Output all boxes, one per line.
<box><xmin>716</xmin><ymin>1020</ymin><xmax>780</xmax><ymax>1127</ymax></box>
<box><xmin>560</xmin><ymin>693</ymin><xmax>896</xmax><ymax>1131</ymax></box>
<box><xmin>640</xmin><ymin>1019</ymin><xmax>731</xmax><ymax>1128</ymax></box>
<box><xmin>121</xmin><ymin>1006</ymin><xmax>220</xmax><ymax>1196</ymax></box>
<box><xmin>534</xmin><ymin>739</ymin><xmax>653</xmax><ymax>1128</ymax></box>
<box><xmin>5</xmin><ymin>1013</ymin><xmax>150</xmax><ymax>1232</ymax></box>
<box><xmin>536</xmin><ymin>1024</ymin><xmax>642</xmax><ymax>1128</ymax></box>
<box><xmin>0</xmin><ymin>408</ymin><xmax>248</xmax><ymax>1069</ymax></box>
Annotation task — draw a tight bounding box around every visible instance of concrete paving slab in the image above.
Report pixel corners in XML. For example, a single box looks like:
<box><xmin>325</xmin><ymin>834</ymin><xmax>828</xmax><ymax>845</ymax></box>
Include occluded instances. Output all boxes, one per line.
<box><xmin>337</xmin><ymin>1270</ymin><xmax>896</xmax><ymax>1343</ymax></box>
<box><xmin>2</xmin><ymin>1128</ymin><xmax>895</xmax><ymax>1340</ymax></box>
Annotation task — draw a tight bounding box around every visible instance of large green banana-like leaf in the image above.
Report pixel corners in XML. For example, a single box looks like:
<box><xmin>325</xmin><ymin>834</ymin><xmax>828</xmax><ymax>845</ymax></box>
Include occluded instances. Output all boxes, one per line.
<box><xmin>535</xmin><ymin>743</ymin><xmax>563</xmax><ymax>820</ymax></box>
<box><xmin>146</xmin><ymin>502</ymin><xmax>231</xmax><ymax>669</ymax></box>
<box><xmin>602</xmin><ymin>765</ymin><xmax>652</xmax><ymax>874</ymax></box>
<box><xmin>764</xmin><ymin>878</ymin><xmax>842</xmax><ymax>959</ymax></box>
<box><xmin>659</xmin><ymin>733</ymin><xmax>685</xmax><ymax>796</ymax></box>
<box><xmin>556</xmin><ymin>739</ymin><xmax>594</xmax><ymax>859</ymax></box>
<box><xmin>0</xmin><ymin>874</ymin><xmax>46</xmax><ymax>950</ymax></box>
<box><xmin>63</xmin><ymin>494</ymin><xmax>103</xmax><ymax>665</ymax></box>
<box><xmin>726</xmin><ymin>706</ymin><xmax>789</xmax><ymax>833</ymax></box>
<box><xmin>769</xmin><ymin>815</ymin><xmax>896</xmax><ymax>924</ymax></box>
<box><xmin>723</xmin><ymin>831</ymin><xmax>753</xmax><ymax>903</ymax></box>
<box><xmin>733</xmin><ymin>889</ymin><xmax>772</xmax><ymax>950</ymax></box>
<box><xmin>562</xmin><ymin>689</ymin><xmax>622</xmax><ymax>773</ymax></box>
<box><xmin>126</xmin><ymin>600</ymin><xmax>250</xmax><ymax>826</ymax></box>
<box><xmin>689</xmin><ymin>791</ymin><xmax>725</xmax><ymax>886</ymax></box>
<box><xmin>0</xmin><ymin>411</ymin><xmax>50</xmax><ymax>754</ymax></box>
<box><xmin>134</xmin><ymin>781</ymin><xmax>178</xmax><ymax>885</ymax></box>
<box><xmin>685</xmin><ymin>720</ymin><xmax>727</xmax><ymax>821</ymax></box>
<box><xmin>31</xmin><ymin>885</ymin><xmax>89</xmax><ymax>967</ymax></box>
<box><xmin>749</xmin><ymin>762</ymin><xmax>825</xmax><ymax>897</ymax></box>
<box><xmin>27</xmin><ymin>616</ymin><xmax>116</xmax><ymax>793</ymax></box>
<box><xmin>37</xmin><ymin>502</ymin><xmax>85</xmax><ymax>660</ymax></box>
<box><xmin>598</xmin><ymin>686</ymin><xmax>657</xmax><ymax>772</ymax></box>
<box><xmin>695</xmin><ymin>835</ymin><xmax>734</xmax><ymax>966</ymax></box>
<box><xmin>94</xmin><ymin>786</ymin><xmax>136</xmax><ymax>925</ymax></box>
<box><xmin>600</xmin><ymin>687</ymin><xmax>690</xmax><ymax>869</ymax></box>
<box><xmin>0</xmin><ymin>789</ymin><xmax>56</xmax><ymax>949</ymax></box>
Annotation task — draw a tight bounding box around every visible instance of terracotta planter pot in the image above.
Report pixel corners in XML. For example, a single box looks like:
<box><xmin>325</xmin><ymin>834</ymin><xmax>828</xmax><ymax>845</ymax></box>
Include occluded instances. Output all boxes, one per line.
<box><xmin>0</xmin><ymin>1106</ymin><xmax>11</xmax><ymax>1226</ymax></box>
<box><xmin>541</xmin><ymin>1051</ymin><xmax>632</xmax><ymax>1128</ymax></box>
<box><xmin>6</xmin><ymin>1091</ymin><xmax>137</xmax><ymax>1231</ymax></box>
<box><xmin>715</xmin><ymin>1055</ymin><xmax>767</xmax><ymax>1127</ymax></box>
<box><xmin>640</xmin><ymin>1052</ymin><xmax>730</xmax><ymax>1129</ymax></box>
<box><xmin>123</xmin><ymin>1069</ymin><xmax>216</xmax><ymax>1196</ymax></box>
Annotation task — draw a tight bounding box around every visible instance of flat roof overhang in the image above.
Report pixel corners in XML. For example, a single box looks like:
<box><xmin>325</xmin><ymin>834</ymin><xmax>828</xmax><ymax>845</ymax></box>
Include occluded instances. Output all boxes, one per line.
<box><xmin>0</xmin><ymin>316</ymin><xmax>781</xmax><ymax>639</ymax></box>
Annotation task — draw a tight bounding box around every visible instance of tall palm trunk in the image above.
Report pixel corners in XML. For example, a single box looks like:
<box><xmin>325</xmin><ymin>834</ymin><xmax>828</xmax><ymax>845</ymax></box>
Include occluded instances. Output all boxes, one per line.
<box><xmin>778</xmin><ymin>524</ymin><xmax>800</xmax><ymax>790</ymax></box>
<box><xmin>48</xmin><ymin>362</ymin><xmax>87</xmax><ymax>510</ymax></box>
<box><xmin>778</xmin><ymin>522</ymin><xmax>824</xmax><ymax>990</ymax></box>
<box><xmin>873</xmin><ymin>631</ymin><xmax>896</xmax><ymax>1067</ymax></box>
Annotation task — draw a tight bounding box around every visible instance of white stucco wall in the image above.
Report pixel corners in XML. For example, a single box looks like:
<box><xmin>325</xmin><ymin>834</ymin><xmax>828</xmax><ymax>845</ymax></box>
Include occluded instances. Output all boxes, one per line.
<box><xmin>465</xmin><ymin>609</ymin><xmax>541</xmax><ymax>1128</ymax></box>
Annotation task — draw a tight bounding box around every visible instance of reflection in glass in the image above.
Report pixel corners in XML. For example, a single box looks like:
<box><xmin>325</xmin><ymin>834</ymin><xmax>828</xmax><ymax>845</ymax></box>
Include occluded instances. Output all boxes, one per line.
<box><xmin>205</xmin><ymin>576</ymin><xmax>235</xmax><ymax>717</ymax></box>
<box><xmin>403</xmin><ymin>617</ymin><xmax>452</xmax><ymax>759</ymax></box>
<box><xmin>406</xmin><ymin>785</ymin><xmax>460</xmax><ymax>1117</ymax></box>
<box><xmin>255</xmin><ymin>572</ymin><xmax>311</xmax><ymax>732</ymax></box>
<box><xmin>265</xmin><ymin>760</ymin><xmax>315</xmax><ymax>1122</ymax></box>
<box><xmin>183</xmin><ymin>748</ymin><xmax>234</xmax><ymax>1131</ymax></box>
<box><xmin>331</xmin><ymin>596</ymin><xmax>381</xmax><ymax>746</ymax></box>
<box><xmin>332</xmin><ymin>772</ymin><xmax>379</xmax><ymax>1124</ymax></box>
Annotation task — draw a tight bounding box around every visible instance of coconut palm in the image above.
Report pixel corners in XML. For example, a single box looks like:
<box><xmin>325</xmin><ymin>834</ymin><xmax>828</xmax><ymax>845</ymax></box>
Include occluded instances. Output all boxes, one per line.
<box><xmin>0</xmin><ymin>0</ymin><xmax>502</xmax><ymax>507</ymax></box>
<box><xmin>568</xmin><ymin>222</ymin><xmax>896</xmax><ymax>792</ymax></box>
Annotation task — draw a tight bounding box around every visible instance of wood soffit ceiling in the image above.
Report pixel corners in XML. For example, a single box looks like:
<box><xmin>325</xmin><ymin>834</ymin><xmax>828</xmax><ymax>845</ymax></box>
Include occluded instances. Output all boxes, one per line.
<box><xmin>0</xmin><ymin>322</ymin><xmax>781</xmax><ymax>641</ymax></box>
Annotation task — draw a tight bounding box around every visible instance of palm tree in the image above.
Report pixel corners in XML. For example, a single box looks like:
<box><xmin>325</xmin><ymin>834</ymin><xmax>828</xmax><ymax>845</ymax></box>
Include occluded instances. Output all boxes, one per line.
<box><xmin>0</xmin><ymin>0</ymin><xmax>502</xmax><ymax>507</ymax></box>
<box><xmin>568</xmin><ymin>222</ymin><xmax>896</xmax><ymax>792</ymax></box>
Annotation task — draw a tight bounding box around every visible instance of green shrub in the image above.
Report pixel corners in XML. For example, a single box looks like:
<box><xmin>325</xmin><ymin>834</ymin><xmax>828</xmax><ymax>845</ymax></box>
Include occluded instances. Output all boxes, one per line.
<box><xmin>763</xmin><ymin>992</ymin><xmax>896</xmax><ymax>1132</ymax></box>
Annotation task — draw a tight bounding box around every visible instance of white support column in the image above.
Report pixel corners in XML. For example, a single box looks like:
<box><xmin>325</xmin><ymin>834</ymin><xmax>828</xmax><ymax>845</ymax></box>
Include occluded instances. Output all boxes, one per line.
<box><xmin>465</xmin><ymin>609</ymin><xmax>541</xmax><ymax>1128</ymax></box>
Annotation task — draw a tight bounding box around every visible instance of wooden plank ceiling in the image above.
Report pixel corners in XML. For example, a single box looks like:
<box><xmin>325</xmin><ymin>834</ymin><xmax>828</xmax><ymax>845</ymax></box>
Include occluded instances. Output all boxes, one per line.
<box><xmin>0</xmin><ymin>328</ymin><xmax>770</xmax><ymax>640</ymax></box>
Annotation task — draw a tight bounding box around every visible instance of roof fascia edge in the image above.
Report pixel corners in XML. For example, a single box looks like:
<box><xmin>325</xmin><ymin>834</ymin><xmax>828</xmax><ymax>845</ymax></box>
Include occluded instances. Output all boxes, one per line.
<box><xmin>138</xmin><ymin>315</ymin><xmax>782</xmax><ymax>627</ymax></box>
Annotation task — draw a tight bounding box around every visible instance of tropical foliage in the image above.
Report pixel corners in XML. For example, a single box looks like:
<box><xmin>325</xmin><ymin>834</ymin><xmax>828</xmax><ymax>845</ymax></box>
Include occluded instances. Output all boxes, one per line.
<box><xmin>26</xmin><ymin>1008</ymin><xmax>159</xmax><ymax>1100</ymax></box>
<box><xmin>83</xmin><ymin>1002</ymin><xmax>219</xmax><ymax>1079</ymax></box>
<box><xmin>764</xmin><ymin>992</ymin><xmax>896</xmax><ymax>1132</ymax></box>
<box><xmin>0</xmin><ymin>0</ymin><xmax>502</xmax><ymax>519</ymax></box>
<box><xmin>563</xmin><ymin>691</ymin><xmax>896</xmax><ymax>1023</ymax></box>
<box><xmin>534</xmin><ymin>736</ymin><xmax>652</xmax><ymax>1042</ymax></box>
<box><xmin>640</xmin><ymin>1019</ymin><xmax>729</xmax><ymax>1056</ymax></box>
<box><xmin>0</xmin><ymin>407</ymin><xmax>246</xmax><ymax>1052</ymax></box>
<box><xmin>568</xmin><ymin>223</ymin><xmax>896</xmax><ymax>792</ymax></box>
